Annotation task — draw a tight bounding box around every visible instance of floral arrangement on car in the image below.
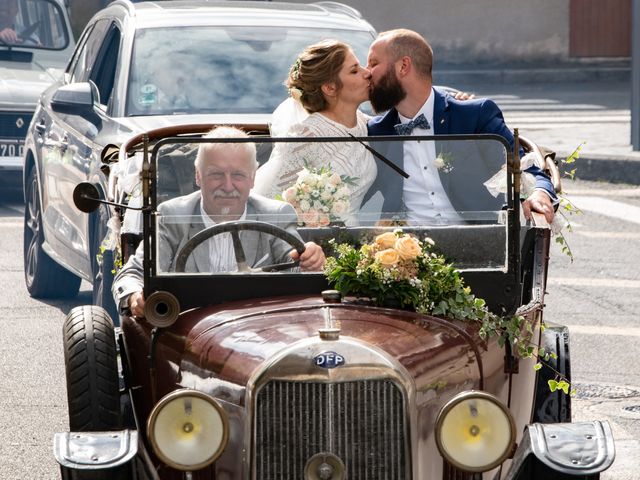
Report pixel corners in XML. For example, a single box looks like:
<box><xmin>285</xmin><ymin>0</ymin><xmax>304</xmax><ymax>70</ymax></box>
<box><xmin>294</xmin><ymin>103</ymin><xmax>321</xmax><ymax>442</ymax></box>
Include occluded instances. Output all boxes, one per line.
<box><xmin>323</xmin><ymin>230</ymin><xmax>574</xmax><ymax>394</ymax></box>
<box><xmin>279</xmin><ymin>164</ymin><xmax>356</xmax><ymax>227</ymax></box>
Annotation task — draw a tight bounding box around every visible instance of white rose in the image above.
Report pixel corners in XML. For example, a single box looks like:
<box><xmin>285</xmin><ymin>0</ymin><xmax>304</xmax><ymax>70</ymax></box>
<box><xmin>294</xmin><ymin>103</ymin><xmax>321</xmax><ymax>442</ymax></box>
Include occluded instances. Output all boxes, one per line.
<box><xmin>329</xmin><ymin>172</ymin><xmax>341</xmax><ymax>185</ymax></box>
<box><xmin>321</xmin><ymin>190</ymin><xmax>333</xmax><ymax>201</ymax></box>
<box><xmin>297</xmin><ymin>171</ymin><xmax>314</xmax><ymax>184</ymax></box>
<box><xmin>299</xmin><ymin>199</ymin><xmax>311</xmax><ymax>212</ymax></box>
<box><xmin>336</xmin><ymin>187</ymin><xmax>350</xmax><ymax>199</ymax></box>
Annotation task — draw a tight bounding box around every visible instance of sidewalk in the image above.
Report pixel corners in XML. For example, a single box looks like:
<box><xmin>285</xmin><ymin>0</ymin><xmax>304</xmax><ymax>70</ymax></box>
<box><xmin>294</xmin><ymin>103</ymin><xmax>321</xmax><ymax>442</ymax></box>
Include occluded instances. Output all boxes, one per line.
<box><xmin>434</xmin><ymin>61</ymin><xmax>640</xmax><ymax>185</ymax></box>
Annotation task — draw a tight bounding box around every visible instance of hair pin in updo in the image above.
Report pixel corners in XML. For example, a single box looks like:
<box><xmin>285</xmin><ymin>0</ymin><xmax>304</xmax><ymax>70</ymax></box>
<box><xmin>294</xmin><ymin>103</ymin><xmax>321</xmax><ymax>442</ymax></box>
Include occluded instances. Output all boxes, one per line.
<box><xmin>291</xmin><ymin>58</ymin><xmax>302</xmax><ymax>80</ymax></box>
<box><xmin>289</xmin><ymin>86</ymin><xmax>303</xmax><ymax>101</ymax></box>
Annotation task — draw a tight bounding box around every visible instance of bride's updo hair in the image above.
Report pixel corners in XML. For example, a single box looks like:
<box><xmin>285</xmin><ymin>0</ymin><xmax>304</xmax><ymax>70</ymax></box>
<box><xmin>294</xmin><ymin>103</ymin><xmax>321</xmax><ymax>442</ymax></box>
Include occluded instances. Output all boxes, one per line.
<box><xmin>286</xmin><ymin>40</ymin><xmax>350</xmax><ymax>113</ymax></box>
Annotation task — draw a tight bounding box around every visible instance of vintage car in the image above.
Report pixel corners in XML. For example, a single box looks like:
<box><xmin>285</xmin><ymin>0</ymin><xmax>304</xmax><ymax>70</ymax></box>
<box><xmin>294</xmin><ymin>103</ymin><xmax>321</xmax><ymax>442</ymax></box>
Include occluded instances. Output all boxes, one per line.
<box><xmin>53</xmin><ymin>127</ymin><xmax>615</xmax><ymax>479</ymax></box>
<box><xmin>0</xmin><ymin>0</ymin><xmax>74</xmax><ymax>190</ymax></box>
<box><xmin>21</xmin><ymin>0</ymin><xmax>376</xmax><ymax>322</ymax></box>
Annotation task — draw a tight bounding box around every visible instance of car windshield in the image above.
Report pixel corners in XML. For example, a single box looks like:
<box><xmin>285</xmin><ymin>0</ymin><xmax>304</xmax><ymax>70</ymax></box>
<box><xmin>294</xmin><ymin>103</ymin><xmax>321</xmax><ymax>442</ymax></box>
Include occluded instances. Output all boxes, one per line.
<box><xmin>141</xmin><ymin>135</ymin><xmax>512</xmax><ymax>278</ymax></box>
<box><xmin>0</xmin><ymin>0</ymin><xmax>69</xmax><ymax>50</ymax></box>
<box><xmin>126</xmin><ymin>26</ymin><xmax>374</xmax><ymax>116</ymax></box>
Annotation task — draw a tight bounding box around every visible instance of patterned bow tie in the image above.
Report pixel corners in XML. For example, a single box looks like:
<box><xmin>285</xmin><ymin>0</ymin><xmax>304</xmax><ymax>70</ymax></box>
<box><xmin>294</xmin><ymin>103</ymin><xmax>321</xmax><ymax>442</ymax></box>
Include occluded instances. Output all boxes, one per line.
<box><xmin>394</xmin><ymin>113</ymin><xmax>431</xmax><ymax>135</ymax></box>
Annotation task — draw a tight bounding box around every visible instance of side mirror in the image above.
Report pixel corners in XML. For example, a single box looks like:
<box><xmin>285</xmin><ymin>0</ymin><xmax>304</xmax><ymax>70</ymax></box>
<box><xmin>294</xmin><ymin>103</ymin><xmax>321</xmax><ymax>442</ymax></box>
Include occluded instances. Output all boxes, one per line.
<box><xmin>73</xmin><ymin>182</ymin><xmax>101</xmax><ymax>213</ymax></box>
<box><xmin>50</xmin><ymin>82</ymin><xmax>100</xmax><ymax>119</ymax></box>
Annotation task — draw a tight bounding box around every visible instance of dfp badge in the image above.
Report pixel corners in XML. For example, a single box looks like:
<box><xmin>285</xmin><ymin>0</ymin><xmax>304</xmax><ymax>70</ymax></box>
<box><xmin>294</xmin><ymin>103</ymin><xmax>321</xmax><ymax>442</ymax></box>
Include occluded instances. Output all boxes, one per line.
<box><xmin>314</xmin><ymin>351</ymin><xmax>345</xmax><ymax>369</ymax></box>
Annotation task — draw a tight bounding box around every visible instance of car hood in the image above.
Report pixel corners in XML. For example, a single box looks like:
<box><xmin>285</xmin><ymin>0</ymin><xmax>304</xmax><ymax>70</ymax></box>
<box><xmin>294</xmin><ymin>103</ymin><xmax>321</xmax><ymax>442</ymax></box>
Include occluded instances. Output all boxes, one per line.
<box><xmin>122</xmin><ymin>296</ymin><xmax>487</xmax><ymax>406</ymax></box>
<box><xmin>117</xmin><ymin>113</ymin><xmax>273</xmax><ymax>133</ymax></box>
<box><xmin>0</xmin><ymin>63</ymin><xmax>63</xmax><ymax>107</ymax></box>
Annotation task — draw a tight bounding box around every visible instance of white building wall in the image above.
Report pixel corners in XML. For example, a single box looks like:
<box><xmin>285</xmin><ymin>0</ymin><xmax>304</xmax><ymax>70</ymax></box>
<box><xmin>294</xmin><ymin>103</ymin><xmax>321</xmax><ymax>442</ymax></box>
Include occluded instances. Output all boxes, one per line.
<box><xmin>294</xmin><ymin>0</ymin><xmax>571</xmax><ymax>63</ymax></box>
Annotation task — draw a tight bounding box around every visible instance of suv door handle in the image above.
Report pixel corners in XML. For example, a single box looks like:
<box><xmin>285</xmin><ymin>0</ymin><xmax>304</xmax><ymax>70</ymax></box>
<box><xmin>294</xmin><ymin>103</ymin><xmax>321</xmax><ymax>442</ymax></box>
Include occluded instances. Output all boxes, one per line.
<box><xmin>34</xmin><ymin>120</ymin><xmax>46</xmax><ymax>135</ymax></box>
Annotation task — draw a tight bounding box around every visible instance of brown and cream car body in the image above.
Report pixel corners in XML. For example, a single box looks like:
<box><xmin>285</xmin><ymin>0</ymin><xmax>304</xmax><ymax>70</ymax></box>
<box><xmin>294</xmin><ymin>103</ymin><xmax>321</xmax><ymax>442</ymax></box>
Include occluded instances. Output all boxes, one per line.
<box><xmin>54</xmin><ymin>128</ymin><xmax>615</xmax><ymax>480</ymax></box>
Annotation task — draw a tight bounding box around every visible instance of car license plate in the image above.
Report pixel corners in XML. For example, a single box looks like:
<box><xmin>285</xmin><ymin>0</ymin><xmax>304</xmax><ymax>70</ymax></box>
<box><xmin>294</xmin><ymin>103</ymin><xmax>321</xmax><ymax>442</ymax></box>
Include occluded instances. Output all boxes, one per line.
<box><xmin>0</xmin><ymin>139</ymin><xmax>25</xmax><ymax>158</ymax></box>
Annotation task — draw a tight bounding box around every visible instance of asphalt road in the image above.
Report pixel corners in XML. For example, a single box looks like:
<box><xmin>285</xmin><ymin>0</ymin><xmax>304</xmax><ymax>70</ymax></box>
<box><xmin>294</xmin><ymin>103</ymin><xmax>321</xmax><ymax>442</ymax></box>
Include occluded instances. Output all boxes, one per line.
<box><xmin>0</xmin><ymin>180</ymin><xmax>639</xmax><ymax>478</ymax></box>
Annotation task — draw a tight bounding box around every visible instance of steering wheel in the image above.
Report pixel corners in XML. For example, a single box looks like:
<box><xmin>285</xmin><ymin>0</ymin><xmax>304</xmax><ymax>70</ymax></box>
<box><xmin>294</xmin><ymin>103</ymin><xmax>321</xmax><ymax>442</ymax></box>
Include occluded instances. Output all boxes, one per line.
<box><xmin>173</xmin><ymin>220</ymin><xmax>306</xmax><ymax>273</ymax></box>
<box><xmin>18</xmin><ymin>22</ymin><xmax>40</xmax><ymax>43</ymax></box>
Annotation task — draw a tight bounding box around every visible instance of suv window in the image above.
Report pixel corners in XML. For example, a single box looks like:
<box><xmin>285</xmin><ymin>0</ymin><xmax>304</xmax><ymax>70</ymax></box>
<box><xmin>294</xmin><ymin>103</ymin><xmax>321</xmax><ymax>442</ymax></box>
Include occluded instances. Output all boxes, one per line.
<box><xmin>68</xmin><ymin>18</ymin><xmax>110</xmax><ymax>83</ymax></box>
<box><xmin>89</xmin><ymin>22</ymin><xmax>121</xmax><ymax>108</ymax></box>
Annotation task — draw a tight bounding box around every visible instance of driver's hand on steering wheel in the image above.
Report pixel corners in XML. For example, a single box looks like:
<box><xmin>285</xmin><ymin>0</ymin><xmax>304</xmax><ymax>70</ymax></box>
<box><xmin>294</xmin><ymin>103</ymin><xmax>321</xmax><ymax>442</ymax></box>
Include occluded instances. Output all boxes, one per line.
<box><xmin>0</xmin><ymin>27</ymin><xmax>18</xmax><ymax>44</ymax></box>
<box><xmin>290</xmin><ymin>241</ymin><xmax>325</xmax><ymax>271</ymax></box>
<box><xmin>128</xmin><ymin>291</ymin><xmax>146</xmax><ymax>318</ymax></box>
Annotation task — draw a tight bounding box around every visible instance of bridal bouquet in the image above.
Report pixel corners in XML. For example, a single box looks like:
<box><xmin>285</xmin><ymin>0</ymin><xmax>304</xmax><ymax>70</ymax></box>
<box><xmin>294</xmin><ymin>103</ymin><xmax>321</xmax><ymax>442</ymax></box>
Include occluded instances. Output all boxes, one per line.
<box><xmin>281</xmin><ymin>165</ymin><xmax>356</xmax><ymax>227</ymax></box>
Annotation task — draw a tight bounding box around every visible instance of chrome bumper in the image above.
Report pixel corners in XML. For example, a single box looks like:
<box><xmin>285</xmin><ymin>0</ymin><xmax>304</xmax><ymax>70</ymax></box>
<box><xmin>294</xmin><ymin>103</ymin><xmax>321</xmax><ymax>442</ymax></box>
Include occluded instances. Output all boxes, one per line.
<box><xmin>54</xmin><ymin>430</ymin><xmax>157</xmax><ymax>480</ymax></box>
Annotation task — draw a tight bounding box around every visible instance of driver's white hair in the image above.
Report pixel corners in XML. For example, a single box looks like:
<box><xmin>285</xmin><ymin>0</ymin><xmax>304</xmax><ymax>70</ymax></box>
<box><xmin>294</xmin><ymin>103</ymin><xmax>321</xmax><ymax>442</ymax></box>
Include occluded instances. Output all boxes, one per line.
<box><xmin>194</xmin><ymin>126</ymin><xmax>258</xmax><ymax>172</ymax></box>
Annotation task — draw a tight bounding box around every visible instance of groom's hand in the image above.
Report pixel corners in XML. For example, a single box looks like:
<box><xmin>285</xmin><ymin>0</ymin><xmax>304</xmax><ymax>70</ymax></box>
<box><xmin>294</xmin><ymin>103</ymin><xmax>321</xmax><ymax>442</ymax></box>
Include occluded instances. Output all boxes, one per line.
<box><xmin>290</xmin><ymin>242</ymin><xmax>325</xmax><ymax>271</ymax></box>
<box><xmin>523</xmin><ymin>190</ymin><xmax>554</xmax><ymax>224</ymax></box>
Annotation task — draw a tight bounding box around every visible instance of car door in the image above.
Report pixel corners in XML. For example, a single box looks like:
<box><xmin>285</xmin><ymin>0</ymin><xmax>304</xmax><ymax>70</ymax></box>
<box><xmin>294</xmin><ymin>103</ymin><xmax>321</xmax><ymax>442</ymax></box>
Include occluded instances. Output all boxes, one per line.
<box><xmin>39</xmin><ymin>18</ymin><xmax>121</xmax><ymax>278</ymax></box>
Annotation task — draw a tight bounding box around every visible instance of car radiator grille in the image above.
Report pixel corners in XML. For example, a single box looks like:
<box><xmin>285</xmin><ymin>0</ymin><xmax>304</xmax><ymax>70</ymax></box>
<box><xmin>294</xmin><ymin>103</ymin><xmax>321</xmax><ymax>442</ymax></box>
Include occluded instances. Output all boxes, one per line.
<box><xmin>0</xmin><ymin>112</ymin><xmax>33</xmax><ymax>139</ymax></box>
<box><xmin>255</xmin><ymin>379</ymin><xmax>408</xmax><ymax>479</ymax></box>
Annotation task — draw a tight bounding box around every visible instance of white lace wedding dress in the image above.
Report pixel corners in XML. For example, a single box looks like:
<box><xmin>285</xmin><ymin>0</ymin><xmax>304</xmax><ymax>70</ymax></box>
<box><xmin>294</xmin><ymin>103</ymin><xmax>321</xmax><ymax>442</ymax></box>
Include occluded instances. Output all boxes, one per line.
<box><xmin>254</xmin><ymin>109</ymin><xmax>376</xmax><ymax>226</ymax></box>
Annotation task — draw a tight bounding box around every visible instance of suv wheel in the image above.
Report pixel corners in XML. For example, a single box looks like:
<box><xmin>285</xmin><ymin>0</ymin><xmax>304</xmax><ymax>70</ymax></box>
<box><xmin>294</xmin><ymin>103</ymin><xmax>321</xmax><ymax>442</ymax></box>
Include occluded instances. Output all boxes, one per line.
<box><xmin>63</xmin><ymin>305</ymin><xmax>121</xmax><ymax>431</ymax></box>
<box><xmin>23</xmin><ymin>167</ymin><xmax>81</xmax><ymax>298</ymax></box>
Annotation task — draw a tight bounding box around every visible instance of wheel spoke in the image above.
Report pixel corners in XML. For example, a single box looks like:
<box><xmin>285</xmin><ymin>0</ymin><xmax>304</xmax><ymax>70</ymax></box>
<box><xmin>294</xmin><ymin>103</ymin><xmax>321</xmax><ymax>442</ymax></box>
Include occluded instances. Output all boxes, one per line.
<box><xmin>231</xmin><ymin>231</ymin><xmax>249</xmax><ymax>272</ymax></box>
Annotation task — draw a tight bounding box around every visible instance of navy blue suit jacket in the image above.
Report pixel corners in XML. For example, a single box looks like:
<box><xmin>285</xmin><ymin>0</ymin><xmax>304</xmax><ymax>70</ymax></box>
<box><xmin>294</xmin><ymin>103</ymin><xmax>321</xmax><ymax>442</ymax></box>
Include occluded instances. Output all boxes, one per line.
<box><xmin>365</xmin><ymin>87</ymin><xmax>556</xmax><ymax>213</ymax></box>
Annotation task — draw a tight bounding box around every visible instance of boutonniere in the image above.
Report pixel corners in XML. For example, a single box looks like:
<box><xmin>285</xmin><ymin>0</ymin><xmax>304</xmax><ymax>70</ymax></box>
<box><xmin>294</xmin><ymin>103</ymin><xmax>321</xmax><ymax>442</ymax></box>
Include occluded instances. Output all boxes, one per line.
<box><xmin>434</xmin><ymin>151</ymin><xmax>454</xmax><ymax>173</ymax></box>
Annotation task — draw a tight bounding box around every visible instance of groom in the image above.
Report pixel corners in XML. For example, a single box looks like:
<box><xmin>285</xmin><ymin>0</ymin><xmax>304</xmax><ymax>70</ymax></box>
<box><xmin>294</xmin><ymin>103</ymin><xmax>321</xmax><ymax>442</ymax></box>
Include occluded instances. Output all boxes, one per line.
<box><xmin>365</xmin><ymin>28</ymin><xmax>556</xmax><ymax>223</ymax></box>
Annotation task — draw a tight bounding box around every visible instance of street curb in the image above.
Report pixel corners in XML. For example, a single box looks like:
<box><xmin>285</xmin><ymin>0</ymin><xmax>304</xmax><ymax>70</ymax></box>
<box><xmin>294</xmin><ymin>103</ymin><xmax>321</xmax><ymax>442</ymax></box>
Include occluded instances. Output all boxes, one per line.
<box><xmin>434</xmin><ymin>66</ymin><xmax>630</xmax><ymax>85</ymax></box>
<box><xmin>561</xmin><ymin>154</ymin><xmax>640</xmax><ymax>185</ymax></box>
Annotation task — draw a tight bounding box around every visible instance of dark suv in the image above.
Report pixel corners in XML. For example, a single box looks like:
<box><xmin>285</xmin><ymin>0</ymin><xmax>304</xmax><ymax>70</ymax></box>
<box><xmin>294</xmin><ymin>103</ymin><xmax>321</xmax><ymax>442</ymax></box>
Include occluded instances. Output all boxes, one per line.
<box><xmin>22</xmin><ymin>0</ymin><xmax>376</xmax><ymax>320</ymax></box>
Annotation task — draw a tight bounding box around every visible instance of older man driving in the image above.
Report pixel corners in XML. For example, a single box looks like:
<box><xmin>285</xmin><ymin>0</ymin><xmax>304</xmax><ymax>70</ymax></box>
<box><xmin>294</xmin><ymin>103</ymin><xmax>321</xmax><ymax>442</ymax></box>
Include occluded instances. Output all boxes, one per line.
<box><xmin>113</xmin><ymin>126</ymin><xmax>325</xmax><ymax>318</ymax></box>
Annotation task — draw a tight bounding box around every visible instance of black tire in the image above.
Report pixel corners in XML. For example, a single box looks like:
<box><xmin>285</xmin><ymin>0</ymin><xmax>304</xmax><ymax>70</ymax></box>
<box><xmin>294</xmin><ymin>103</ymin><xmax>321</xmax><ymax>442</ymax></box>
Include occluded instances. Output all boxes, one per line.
<box><xmin>90</xmin><ymin>205</ymin><xmax>119</xmax><ymax>326</ymax></box>
<box><xmin>63</xmin><ymin>305</ymin><xmax>121</xmax><ymax>431</ymax></box>
<box><xmin>23</xmin><ymin>166</ymin><xmax>81</xmax><ymax>298</ymax></box>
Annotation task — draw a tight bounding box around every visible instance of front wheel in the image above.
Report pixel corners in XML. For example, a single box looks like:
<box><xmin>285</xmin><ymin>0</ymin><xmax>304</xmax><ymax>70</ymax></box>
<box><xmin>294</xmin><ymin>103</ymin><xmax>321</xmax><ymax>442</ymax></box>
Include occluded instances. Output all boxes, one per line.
<box><xmin>63</xmin><ymin>305</ymin><xmax>121</xmax><ymax>431</ymax></box>
<box><xmin>23</xmin><ymin>167</ymin><xmax>81</xmax><ymax>298</ymax></box>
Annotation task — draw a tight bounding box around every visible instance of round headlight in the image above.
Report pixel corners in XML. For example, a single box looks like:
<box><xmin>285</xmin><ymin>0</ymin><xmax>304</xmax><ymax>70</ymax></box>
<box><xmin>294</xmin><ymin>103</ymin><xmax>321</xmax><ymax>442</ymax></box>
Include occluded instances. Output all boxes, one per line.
<box><xmin>147</xmin><ymin>389</ymin><xmax>228</xmax><ymax>471</ymax></box>
<box><xmin>435</xmin><ymin>390</ymin><xmax>516</xmax><ymax>472</ymax></box>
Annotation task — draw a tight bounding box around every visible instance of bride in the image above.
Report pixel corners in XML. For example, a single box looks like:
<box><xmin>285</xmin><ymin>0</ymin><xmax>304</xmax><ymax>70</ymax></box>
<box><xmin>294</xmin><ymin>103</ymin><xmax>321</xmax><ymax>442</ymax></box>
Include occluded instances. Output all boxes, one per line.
<box><xmin>253</xmin><ymin>40</ymin><xmax>376</xmax><ymax>226</ymax></box>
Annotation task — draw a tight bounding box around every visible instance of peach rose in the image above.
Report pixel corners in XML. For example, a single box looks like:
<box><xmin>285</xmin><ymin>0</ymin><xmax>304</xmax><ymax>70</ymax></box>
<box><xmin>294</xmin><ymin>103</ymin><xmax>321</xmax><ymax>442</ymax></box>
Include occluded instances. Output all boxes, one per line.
<box><xmin>395</xmin><ymin>235</ymin><xmax>422</xmax><ymax>260</ymax></box>
<box><xmin>331</xmin><ymin>200</ymin><xmax>347</xmax><ymax>215</ymax></box>
<box><xmin>375</xmin><ymin>248</ymin><xmax>399</xmax><ymax>267</ymax></box>
<box><xmin>300</xmin><ymin>211</ymin><xmax>319</xmax><ymax>226</ymax></box>
<box><xmin>318</xmin><ymin>213</ymin><xmax>330</xmax><ymax>226</ymax></box>
<box><xmin>375</xmin><ymin>232</ymin><xmax>397</xmax><ymax>249</ymax></box>
<box><xmin>283</xmin><ymin>187</ymin><xmax>297</xmax><ymax>203</ymax></box>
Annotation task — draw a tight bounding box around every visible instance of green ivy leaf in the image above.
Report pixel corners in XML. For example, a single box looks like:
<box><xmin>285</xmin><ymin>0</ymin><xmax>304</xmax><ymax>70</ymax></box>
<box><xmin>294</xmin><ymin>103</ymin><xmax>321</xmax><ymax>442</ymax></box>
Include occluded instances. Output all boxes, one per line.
<box><xmin>533</xmin><ymin>363</ymin><xmax>542</xmax><ymax>371</ymax></box>
<box><xmin>548</xmin><ymin>379</ymin><xmax>558</xmax><ymax>392</ymax></box>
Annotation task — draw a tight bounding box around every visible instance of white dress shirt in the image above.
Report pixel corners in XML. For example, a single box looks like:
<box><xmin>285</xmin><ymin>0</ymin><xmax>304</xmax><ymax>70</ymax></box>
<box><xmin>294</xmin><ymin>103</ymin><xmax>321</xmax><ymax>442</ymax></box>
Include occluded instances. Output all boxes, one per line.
<box><xmin>399</xmin><ymin>89</ymin><xmax>459</xmax><ymax>224</ymax></box>
<box><xmin>200</xmin><ymin>202</ymin><xmax>247</xmax><ymax>272</ymax></box>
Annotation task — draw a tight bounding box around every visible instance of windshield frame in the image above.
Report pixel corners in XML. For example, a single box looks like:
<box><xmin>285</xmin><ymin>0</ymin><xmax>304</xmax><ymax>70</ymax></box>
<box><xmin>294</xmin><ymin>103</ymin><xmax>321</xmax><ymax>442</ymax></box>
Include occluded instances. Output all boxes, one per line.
<box><xmin>139</xmin><ymin>132</ymin><xmax>523</xmax><ymax>314</ymax></box>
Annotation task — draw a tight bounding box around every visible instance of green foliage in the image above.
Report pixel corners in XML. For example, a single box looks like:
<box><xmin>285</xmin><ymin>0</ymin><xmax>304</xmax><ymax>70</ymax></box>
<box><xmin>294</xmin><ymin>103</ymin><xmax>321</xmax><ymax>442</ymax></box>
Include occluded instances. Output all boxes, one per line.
<box><xmin>554</xmin><ymin>142</ymin><xmax>586</xmax><ymax>262</ymax></box>
<box><xmin>324</xmin><ymin>232</ymin><xmax>573</xmax><ymax>396</ymax></box>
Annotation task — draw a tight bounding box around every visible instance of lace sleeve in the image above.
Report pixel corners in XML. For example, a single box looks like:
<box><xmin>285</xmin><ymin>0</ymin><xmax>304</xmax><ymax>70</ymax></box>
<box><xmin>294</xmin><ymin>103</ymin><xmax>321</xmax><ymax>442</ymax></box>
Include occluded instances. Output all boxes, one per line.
<box><xmin>254</xmin><ymin>123</ymin><xmax>320</xmax><ymax>198</ymax></box>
